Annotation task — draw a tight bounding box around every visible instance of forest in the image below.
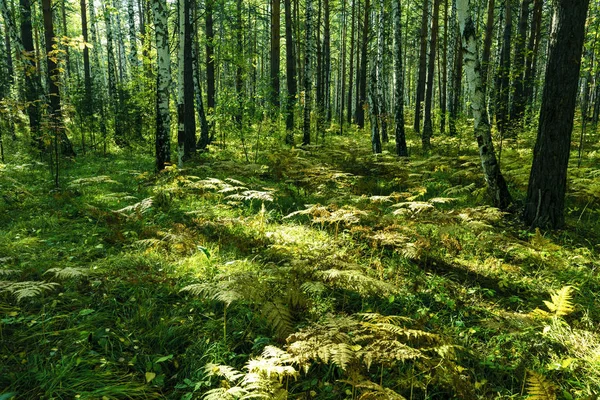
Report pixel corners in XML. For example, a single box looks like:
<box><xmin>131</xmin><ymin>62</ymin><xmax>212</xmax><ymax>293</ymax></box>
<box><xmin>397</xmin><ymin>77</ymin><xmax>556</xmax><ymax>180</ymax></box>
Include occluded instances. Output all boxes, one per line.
<box><xmin>0</xmin><ymin>0</ymin><xmax>599</xmax><ymax>398</ymax></box>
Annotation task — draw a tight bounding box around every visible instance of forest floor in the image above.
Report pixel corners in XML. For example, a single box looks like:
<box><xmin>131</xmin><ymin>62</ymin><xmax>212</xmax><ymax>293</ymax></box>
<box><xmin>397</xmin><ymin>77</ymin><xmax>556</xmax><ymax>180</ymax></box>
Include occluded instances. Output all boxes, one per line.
<box><xmin>1</xmin><ymin>125</ymin><xmax>599</xmax><ymax>399</ymax></box>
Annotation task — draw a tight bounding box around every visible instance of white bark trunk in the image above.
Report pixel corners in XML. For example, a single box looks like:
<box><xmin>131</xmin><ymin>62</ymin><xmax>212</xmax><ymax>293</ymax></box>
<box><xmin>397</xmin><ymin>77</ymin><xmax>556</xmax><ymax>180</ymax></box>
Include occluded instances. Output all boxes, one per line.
<box><xmin>153</xmin><ymin>0</ymin><xmax>171</xmax><ymax>170</ymax></box>
<box><xmin>456</xmin><ymin>0</ymin><xmax>512</xmax><ymax>209</ymax></box>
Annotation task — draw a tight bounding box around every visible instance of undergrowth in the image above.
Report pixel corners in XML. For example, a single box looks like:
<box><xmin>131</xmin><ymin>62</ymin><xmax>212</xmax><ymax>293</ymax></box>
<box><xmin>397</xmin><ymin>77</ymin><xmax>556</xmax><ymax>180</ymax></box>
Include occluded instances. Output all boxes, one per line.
<box><xmin>0</xmin><ymin>125</ymin><xmax>599</xmax><ymax>399</ymax></box>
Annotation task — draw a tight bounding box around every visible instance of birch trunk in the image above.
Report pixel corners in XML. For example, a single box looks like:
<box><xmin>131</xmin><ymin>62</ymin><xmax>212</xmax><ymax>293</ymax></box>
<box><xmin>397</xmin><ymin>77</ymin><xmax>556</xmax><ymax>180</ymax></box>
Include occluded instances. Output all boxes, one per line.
<box><xmin>376</xmin><ymin>0</ymin><xmax>387</xmax><ymax>143</ymax></box>
<box><xmin>456</xmin><ymin>0</ymin><xmax>512</xmax><ymax>209</ymax></box>
<box><xmin>127</xmin><ymin>0</ymin><xmax>139</xmax><ymax>67</ymax></box>
<box><xmin>177</xmin><ymin>0</ymin><xmax>185</xmax><ymax>166</ymax></box>
<box><xmin>422</xmin><ymin>0</ymin><xmax>440</xmax><ymax>149</ymax></box>
<box><xmin>153</xmin><ymin>0</ymin><xmax>171</xmax><ymax>171</ymax></box>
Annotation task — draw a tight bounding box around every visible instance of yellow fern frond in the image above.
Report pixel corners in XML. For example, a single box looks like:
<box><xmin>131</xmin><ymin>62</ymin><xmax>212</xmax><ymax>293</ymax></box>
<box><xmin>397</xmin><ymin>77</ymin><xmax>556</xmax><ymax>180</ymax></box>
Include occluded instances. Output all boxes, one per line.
<box><xmin>526</xmin><ymin>371</ymin><xmax>556</xmax><ymax>400</ymax></box>
<box><xmin>543</xmin><ymin>286</ymin><xmax>575</xmax><ymax>317</ymax></box>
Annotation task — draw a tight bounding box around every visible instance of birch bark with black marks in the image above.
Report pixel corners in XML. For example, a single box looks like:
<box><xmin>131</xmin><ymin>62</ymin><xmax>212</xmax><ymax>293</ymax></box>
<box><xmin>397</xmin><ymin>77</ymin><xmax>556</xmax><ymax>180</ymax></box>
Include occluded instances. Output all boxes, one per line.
<box><xmin>422</xmin><ymin>0</ymin><xmax>440</xmax><ymax>150</ymax></box>
<box><xmin>302</xmin><ymin>0</ymin><xmax>313</xmax><ymax>145</ymax></box>
<box><xmin>153</xmin><ymin>0</ymin><xmax>170</xmax><ymax>171</ymax></box>
<box><xmin>393</xmin><ymin>0</ymin><xmax>407</xmax><ymax>156</ymax></box>
<box><xmin>456</xmin><ymin>0</ymin><xmax>512</xmax><ymax>209</ymax></box>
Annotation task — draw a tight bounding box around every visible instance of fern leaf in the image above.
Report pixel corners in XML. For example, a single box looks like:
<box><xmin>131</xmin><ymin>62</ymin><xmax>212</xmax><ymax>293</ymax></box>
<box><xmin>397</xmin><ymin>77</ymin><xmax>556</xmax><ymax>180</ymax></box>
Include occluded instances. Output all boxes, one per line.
<box><xmin>543</xmin><ymin>286</ymin><xmax>575</xmax><ymax>317</ymax></box>
<box><xmin>0</xmin><ymin>281</ymin><xmax>60</xmax><ymax>302</ymax></box>
<box><xmin>526</xmin><ymin>371</ymin><xmax>556</xmax><ymax>400</ymax></box>
<box><xmin>262</xmin><ymin>301</ymin><xmax>294</xmax><ymax>339</ymax></box>
<box><xmin>205</xmin><ymin>363</ymin><xmax>245</xmax><ymax>382</ymax></box>
<box><xmin>44</xmin><ymin>267</ymin><xmax>88</xmax><ymax>280</ymax></box>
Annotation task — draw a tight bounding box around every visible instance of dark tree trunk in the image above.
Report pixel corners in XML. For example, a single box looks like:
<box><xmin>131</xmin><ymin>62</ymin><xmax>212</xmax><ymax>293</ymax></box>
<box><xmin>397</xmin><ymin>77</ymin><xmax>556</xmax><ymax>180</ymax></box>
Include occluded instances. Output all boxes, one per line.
<box><xmin>81</xmin><ymin>0</ymin><xmax>92</xmax><ymax>118</ymax></box>
<box><xmin>495</xmin><ymin>0</ymin><xmax>512</xmax><ymax>136</ymax></box>
<box><xmin>270</xmin><ymin>0</ymin><xmax>280</xmax><ymax>112</ymax></box>
<box><xmin>393</xmin><ymin>0</ymin><xmax>407</xmax><ymax>156</ymax></box>
<box><xmin>184</xmin><ymin>0</ymin><xmax>196</xmax><ymax>157</ymax></box>
<box><xmin>440</xmin><ymin>0</ymin><xmax>448</xmax><ymax>134</ymax></box>
<box><xmin>422</xmin><ymin>0</ymin><xmax>440</xmax><ymax>149</ymax></box>
<box><xmin>510</xmin><ymin>0</ymin><xmax>531</xmax><ymax>126</ymax></box>
<box><xmin>42</xmin><ymin>0</ymin><xmax>74</xmax><ymax>157</ymax></box>
<box><xmin>346</xmin><ymin>0</ymin><xmax>356</xmax><ymax>124</ymax></box>
<box><xmin>356</xmin><ymin>0</ymin><xmax>369</xmax><ymax>129</ymax></box>
<box><xmin>523</xmin><ymin>0</ymin><xmax>589</xmax><ymax>229</ymax></box>
<box><xmin>414</xmin><ymin>0</ymin><xmax>429</xmax><ymax>133</ymax></box>
<box><xmin>303</xmin><ymin>0</ymin><xmax>314</xmax><ymax>145</ymax></box>
<box><xmin>323</xmin><ymin>0</ymin><xmax>331</xmax><ymax>123</ymax></box>
<box><xmin>523</xmin><ymin>0</ymin><xmax>542</xmax><ymax>118</ymax></box>
<box><xmin>448</xmin><ymin>11</ymin><xmax>462</xmax><ymax>137</ymax></box>
<box><xmin>481</xmin><ymin>0</ymin><xmax>495</xmax><ymax>100</ymax></box>
<box><xmin>284</xmin><ymin>0</ymin><xmax>297</xmax><ymax>142</ymax></box>
<box><xmin>206</xmin><ymin>0</ymin><xmax>215</xmax><ymax>141</ymax></box>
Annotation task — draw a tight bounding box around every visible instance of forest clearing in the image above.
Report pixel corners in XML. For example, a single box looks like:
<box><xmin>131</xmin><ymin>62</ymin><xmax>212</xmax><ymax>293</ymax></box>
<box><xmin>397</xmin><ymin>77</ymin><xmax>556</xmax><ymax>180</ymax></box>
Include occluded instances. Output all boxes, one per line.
<box><xmin>1</xmin><ymin>0</ymin><xmax>600</xmax><ymax>398</ymax></box>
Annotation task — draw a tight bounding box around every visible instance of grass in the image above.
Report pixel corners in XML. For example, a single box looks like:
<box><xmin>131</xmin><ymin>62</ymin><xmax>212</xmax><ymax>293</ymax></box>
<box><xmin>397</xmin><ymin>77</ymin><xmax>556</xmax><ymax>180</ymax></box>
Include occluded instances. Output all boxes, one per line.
<box><xmin>0</xmin><ymin>122</ymin><xmax>599</xmax><ymax>399</ymax></box>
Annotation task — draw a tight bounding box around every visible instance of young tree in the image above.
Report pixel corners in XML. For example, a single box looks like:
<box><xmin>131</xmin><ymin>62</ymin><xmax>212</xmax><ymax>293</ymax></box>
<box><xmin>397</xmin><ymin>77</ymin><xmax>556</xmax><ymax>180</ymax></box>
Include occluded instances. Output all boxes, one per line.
<box><xmin>393</xmin><ymin>0</ymin><xmax>407</xmax><ymax>156</ymax></box>
<box><xmin>153</xmin><ymin>0</ymin><xmax>170</xmax><ymax>171</ymax></box>
<box><xmin>523</xmin><ymin>0</ymin><xmax>589</xmax><ymax>228</ymax></box>
<box><xmin>456</xmin><ymin>0</ymin><xmax>512</xmax><ymax>209</ymax></box>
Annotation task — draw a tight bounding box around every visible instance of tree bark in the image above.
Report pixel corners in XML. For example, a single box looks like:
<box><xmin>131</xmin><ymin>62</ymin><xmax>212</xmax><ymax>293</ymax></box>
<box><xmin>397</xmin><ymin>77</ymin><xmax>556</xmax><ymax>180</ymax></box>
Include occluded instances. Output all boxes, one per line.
<box><xmin>422</xmin><ymin>0</ymin><xmax>440</xmax><ymax>149</ymax></box>
<box><xmin>206</xmin><ymin>0</ymin><xmax>215</xmax><ymax>142</ymax></box>
<box><xmin>414</xmin><ymin>0</ymin><xmax>429</xmax><ymax>133</ymax></box>
<box><xmin>456</xmin><ymin>0</ymin><xmax>512</xmax><ymax>210</ymax></box>
<box><xmin>153</xmin><ymin>0</ymin><xmax>171</xmax><ymax>171</ymax></box>
<box><xmin>356</xmin><ymin>0</ymin><xmax>369</xmax><ymax>129</ymax></box>
<box><xmin>510</xmin><ymin>0</ymin><xmax>531</xmax><ymax>126</ymax></box>
<box><xmin>523</xmin><ymin>0</ymin><xmax>589</xmax><ymax>229</ymax></box>
<box><xmin>302</xmin><ymin>0</ymin><xmax>314</xmax><ymax>145</ymax></box>
<box><xmin>393</xmin><ymin>0</ymin><xmax>407</xmax><ymax>156</ymax></box>
<box><xmin>270</xmin><ymin>0</ymin><xmax>281</xmax><ymax>111</ymax></box>
<box><xmin>481</xmin><ymin>0</ymin><xmax>495</xmax><ymax>102</ymax></box>
<box><xmin>42</xmin><ymin>0</ymin><xmax>74</xmax><ymax>157</ymax></box>
<box><xmin>284</xmin><ymin>0</ymin><xmax>297</xmax><ymax>142</ymax></box>
<box><xmin>495</xmin><ymin>0</ymin><xmax>511</xmax><ymax>136</ymax></box>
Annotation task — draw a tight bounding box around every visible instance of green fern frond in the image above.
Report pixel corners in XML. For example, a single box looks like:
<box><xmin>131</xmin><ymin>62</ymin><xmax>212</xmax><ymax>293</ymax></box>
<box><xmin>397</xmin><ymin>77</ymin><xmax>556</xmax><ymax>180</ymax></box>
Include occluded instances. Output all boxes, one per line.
<box><xmin>0</xmin><ymin>269</ymin><xmax>17</xmax><ymax>276</ymax></box>
<box><xmin>354</xmin><ymin>380</ymin><xmax>407</xmax><ymax>399</ymax></box>
<box><xmin>543</xmin><ymin>286</ymin><xmax>575</xmax><ymax>317</ymax></box>
<box><xmin>526</xmin><ymin>371</ymin><xmax>556</xmax><ymax>400</ymax></box>
<box><xmin>263</xmin><ymin>301</ymin><xmax>294</xmax><ymax>339</ymax></box>
<box><xmin>116</xmin><ymin>197</ymin><xmax>153</xmax><ymax>217</ymax></box>
<box><xmin>317</xmin><ymin>268</ymin><xmax>396</xmax><ymax>297</ymax></box>
<box><xmin>69</xmin><ymin>175</ymin><xmax>120</xmax><ymax>187</ymax></box>
<box><xmin>0</xmin><ymin>280</ymin><xmax>60</xmax><ymax>302</ymax></box>
<box><xmin>180</xmin><ymin>282</ymin><xmax>245</xmax><ymax>306</ymax></box>
<box><xmin>205</xmin><ymin>363</ymin><xmax>245</xmax><ymax>382</ymax></box>
<box><xmin>44</xmin><ymin>267</ymin><xmax>88</xmax><ymax>280</ymax></box>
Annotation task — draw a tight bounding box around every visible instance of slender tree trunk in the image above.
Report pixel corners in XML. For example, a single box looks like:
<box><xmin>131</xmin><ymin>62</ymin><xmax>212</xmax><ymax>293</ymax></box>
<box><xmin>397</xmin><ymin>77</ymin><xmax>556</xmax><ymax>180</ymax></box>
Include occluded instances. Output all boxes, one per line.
<box><xmin>127</xmin><ymin>0</ymin><xmax>139</xmax><ymax>67</ymax></box>
<box><xmin>270</xmin><ymin>0</ymin><xmax>280</xmax><ymax>112</ymax></box>
<box><xmin>61</xmin><ymin>0</ymin><xmax>70</xmax><ymax>80</ymax></box>
<box><xmin>206</xmin><ymin>0</ymin><xmax>215</xmax><ymax>141</ymax></box>
<box><xmin>456</xmin><ymin>0</ymin><xmax>512</xmax><ymax>209</ymax></box>
<box><xmin>193</xmin><ymin>4</ymin><xmax>209</xmax><ymax>150</ymax></box>
<box><xmin>356</xmin><ymin>0</ymin><xmax>369</xmax><ymax>129</ymax></box>
<box><xmin>42</xmin><ymin>0</ymin><xmax>74</xmax><ymax>157</ymax></box>
<box><xmin>104</xmin><ymin>0</ymin><xmax>124</xmax><ymax>147</ymax></box>
<box><xmin>523</xmin><ymin>0</ymin><xmax>589</xmax><ymax>228</ymax></box>
<box><xmin>440</xmin><ymin>0</ymin><xmax>448</xmax><ymax>134</ymax></box>
<box><xmin>393</xmin><ymin>0</ymin><xmax>407</xmax><ymax>156</ymax></box>
<box><xmin>323</xmin><ymin>0</ymin><xmax>331</xmax><ymax>123</ymax></box>
<box><xmin>302</xmin><ymin>0</ymin><xmax>314</xmax><ymax>145</ymax></box>
<box><xmin>235</xmin><ymin>0</ymin><xmax>243</xmax><ymax>128</ymax></box>
<box><xmin>414</xmin><ymin>0</ymin><xmax>429</xmax><ymax>133</ymax></box>
<box><xmin>523</xmin><ymin>0</ymin><xmax>542</xmax><ymax>119</ymax></box>
<box><xmin>284</xmin><ymin>0</ymin><xmax>297</xmax><ymax>142</ymax></box>
<box><xmin>510</xmin><ymin>0</ymin><xmax>531</xmax><ymax>126</ymax></box>
<box><xmin>481</xmin><ymin>0</ymin><xmax>495</xmax><ymax>102</ymax></box>
<box><xmin>422</xmin><ymin>0</ymin><xmax>440</xmax><ymax>149</ymax></box>
<box><xmin>177</xmin><ymin>0</ymin><xmax>186</xmax><ymax>165</ymax></box>
<box><xmin>376</xmin><ymin>0</ymin><xmax>387</xmax><ymax>143</ymax></box>
<box><xmin>346</xmin><ymin>0</ymin><xmax>356</xmax><ymax>124</ymax></box>
<box><xmin>495</xmin><ymin>0</ymin><xmax>512</xmax><ymax>136</ymax></box>
<box><xmin>153</xmin><ymin>0</ymin><xmax>170</xmax><ymax>171</ymax></box>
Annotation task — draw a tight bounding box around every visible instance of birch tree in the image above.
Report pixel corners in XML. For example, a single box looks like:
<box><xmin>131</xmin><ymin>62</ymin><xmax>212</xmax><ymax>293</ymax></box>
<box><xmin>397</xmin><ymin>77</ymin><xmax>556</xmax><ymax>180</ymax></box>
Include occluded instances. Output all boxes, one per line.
<box><xmin>302</xmin><ymin>0</ymin><xmax>313</xmax><ymax>145</ymax></box>
<box><xmin>456</xmin><ymin>0</ymin><xmax>512</xmax><ymax>209</ymax></box>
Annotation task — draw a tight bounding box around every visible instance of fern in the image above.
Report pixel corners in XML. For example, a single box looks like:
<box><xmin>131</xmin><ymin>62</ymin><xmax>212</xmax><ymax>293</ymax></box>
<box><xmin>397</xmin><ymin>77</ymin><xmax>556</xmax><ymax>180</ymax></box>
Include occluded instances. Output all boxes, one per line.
<box><xmin>263</xmin><ymin>301</ymin><xmax>294</xmax><ymax>339</ymax></box>
<box><xmin>68</xmin><ymin>175</ymin><xmax>120</xmax><ymax>187</ymax></box>
<box><xmin>526</xmin><ymin>371</ymin><xmax>556</xmax><ymax>400</ymax></box>
<box><xmin>0</xmin><ymin>280</ymin><xmax>60</xmax><ymax>302</ymax></box>
<box><xmin>543</xmin><ymin>286</ymin><xmax>575</xmax><ymax>317</ymax></box>
<box><xmin>44</xmin><ymin>267</ymin><xmax>89</xmax><ymax>280</ymax></box>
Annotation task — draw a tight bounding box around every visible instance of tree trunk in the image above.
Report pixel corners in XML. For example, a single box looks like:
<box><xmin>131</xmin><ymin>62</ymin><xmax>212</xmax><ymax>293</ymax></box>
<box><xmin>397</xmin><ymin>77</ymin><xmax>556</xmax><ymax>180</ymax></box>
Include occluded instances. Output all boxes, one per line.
<box><xmin>81</xmin><ymin>0</ymin><xmax>92</xmax><ymax>117</ymax></box>
<box><xmin>440</xmin><ymin>0</ymin><xmax>448</xmax><ymax>134</ymax></box>
<box><xmin>346</xmin><ymin>0</ymin><xmax>356</xmax><ymax>124</ymax></box>
<box><xmin>127</xmin><ymin>0</ymin><xmax>139</xmax><ymax>68</ymax></box>
<box><xmin>456</xmin><ymin>0</ymin><xmax>512</xmax><ymax>210</ymax></box>
<box><xmin>481</xmin><ymin>0</ymin><xmax>495</xmax><ymax>102</ymax></box>
<box><xmin>193</xmin><ymin>3</ymin><xmax>210</xmax><ymax>150</ymax></box>
<box><xmin>422</xmin><ymin>0</ymin><xmax>440</xmax><ymax>149</ymax></box>
<box><xmin>302</xmin><ymin>0</ymin><xmax>314</xmax><ymax>145</ymax></box>
<box><xmin>323</xmin><ymin>0</ymin><xmax>331</xmax><ymax>123</ymax></box>
<box><xmin>414</xmin><ymin>0</ymin><xmax>429</xmax><ymax>133</ymax></box>
<box><xmin>510</xmin><ymin>0</ymin><xmax>531</xmax><ymax>126</ymax></box>
<box><xmin>393</xmin><ymin>0</ymin><xmax>407</xmax><ymax>156</ymax></box>
<box><xmin>284</xmin><ymin>0</ymin><xmax>297</xmax><ymax>142</ymax></box>
<box><xmin>495</xmin><ymin>0</ymin><xmax>511</xmax><ymax>136</ymax></box>
<box><xmin>356</xmin><ymin>0</ymin><xmax>369</xmax><ymax>129</ymax></box>
<box><xmin>270</xmin><ymin>0</ymin><xmax>280</xmax><ymax>112</ymax></box>
<box><xmin>523</xmin><ymin>0</ymin><xmax>542</xmax><ymax>119</ymax></box>
<box><xmin>206</xmin><ymin>0</ymin><xmax>215</xmax><ymax>142</ymax></box>
<box><xmin>177</xmin><ymin>0</ymin><xmax>185</xmax><ymax>165</ymax></box>
<box><xmin>42</xmin><ymin>0</ymin><xmax>74</xmax><ymax>157</ymax></box>
<box><xmin>104</xmin><ymin>0</ymin><xmax>124</xmax><ymax>147</ymax></box>
<box><xmin>523</xmin><ymin>0</ymin><xmax>589</xmax><ymax>229</ymax></box>
<box><xmin>153</xmin><ymin>0</ymin><xmax>171</xmax><ymax>171</ymax></box>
